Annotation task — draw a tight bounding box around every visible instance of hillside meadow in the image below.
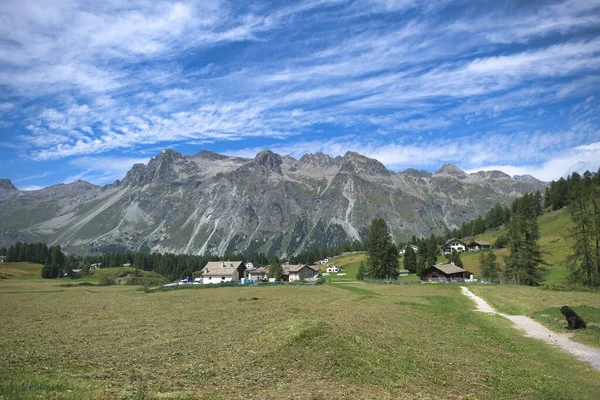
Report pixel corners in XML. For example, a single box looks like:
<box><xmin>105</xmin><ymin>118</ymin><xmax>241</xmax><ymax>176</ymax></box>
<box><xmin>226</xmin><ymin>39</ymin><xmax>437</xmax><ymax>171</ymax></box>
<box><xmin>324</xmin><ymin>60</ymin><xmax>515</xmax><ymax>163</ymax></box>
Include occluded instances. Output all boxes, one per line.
<box><xmin>1</xmin><ymin>263</ymin><xmax>600</xmax><ymax>399</ymax></box>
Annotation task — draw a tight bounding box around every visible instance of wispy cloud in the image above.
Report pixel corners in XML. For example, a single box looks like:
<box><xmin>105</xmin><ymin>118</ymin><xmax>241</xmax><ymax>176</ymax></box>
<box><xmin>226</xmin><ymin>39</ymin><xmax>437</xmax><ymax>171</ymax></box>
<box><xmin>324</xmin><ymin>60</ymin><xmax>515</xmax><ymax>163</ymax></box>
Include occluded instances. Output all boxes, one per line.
<box><xmin>1</xmin><ymin>0</ymin><xmax>599</xmax><ymax>184</ymax></box>
<box><xmin>65</xmin><ymin>156</ymin><xmax>150</xmax><ymax>184</ymax></box>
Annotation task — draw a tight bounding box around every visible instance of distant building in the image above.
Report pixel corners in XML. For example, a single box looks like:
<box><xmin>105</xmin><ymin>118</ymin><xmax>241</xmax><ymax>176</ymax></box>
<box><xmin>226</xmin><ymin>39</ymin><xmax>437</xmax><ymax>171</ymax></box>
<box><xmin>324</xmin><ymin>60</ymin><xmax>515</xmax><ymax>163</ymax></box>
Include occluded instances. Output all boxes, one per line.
<box><xmin>282</xmin><ymin>264</ymin><xmax>319</xmax><ymax>282</ymax></box>
<box><xmin>319</xmin><ymin>258</ymin><xmax>330</xmax><ymax>264</ymax></box>
<box><xmin>468</xmin><ymin>240</ymin><xmax>491</xmax><ymax>252</ymax></box>
<box><xmin>326</xmin><ymin>265</ymin><xmax>339</xmax><ymax>273</ymax></box>
<box><xmin>420</xmin><ymin>263</ymin><xmax>472</xmax><ymax>281</ymax></box>
<box><xmin>441</xmin><ymin>239</ymin><xmax>467</xmax><ymax>255</ymax></box>
<box><xmin>398</xmin><ymin>269</ymin><xmax>410</xmax><ymax>276</ymax></box>
<box><xmin>71</xmin><ymin>269</ymin><xmax>84</xmax><ymax>278</ymax></box>
<box><xmin>399</xmin><ymin>245</ymin><xmax>419</xmax><ymax>255</ymax></box>
<box><xmin>245</xmin><ymin>262</ymin><xmax>254</xmax><ymax>269</ymax></box>
<box><xmin>247</xmin><ymin>267</ymin><xmax>268</xmax><ymax>282</ymax></box>
<box><xmin>200</xmin><ymin>261</ymin><xmax>245</xmax><ymax>285</ymax></box>
<box><xmin>90</xmin><ymin>263</ymin><xmax>101</xmax><ymax>269</ymax></box>
<box><xmin>0</xmin><ymin>255</ymin><xmax>5</xmax><ymax>264</ymax></box>
<box><xmin>122</xmin><ymin>263</ymin><xmax>131</xmax><ymax>267</ymax></box>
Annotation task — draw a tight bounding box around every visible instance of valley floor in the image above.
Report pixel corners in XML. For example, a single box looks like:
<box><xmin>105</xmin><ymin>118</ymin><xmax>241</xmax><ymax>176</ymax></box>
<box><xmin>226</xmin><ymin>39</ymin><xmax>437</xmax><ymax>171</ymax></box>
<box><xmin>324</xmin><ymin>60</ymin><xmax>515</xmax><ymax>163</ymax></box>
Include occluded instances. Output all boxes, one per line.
<box><xmin>1</xmin><ymin>276</ymin><xmax>600</xmax><ymax>399</ymax></box>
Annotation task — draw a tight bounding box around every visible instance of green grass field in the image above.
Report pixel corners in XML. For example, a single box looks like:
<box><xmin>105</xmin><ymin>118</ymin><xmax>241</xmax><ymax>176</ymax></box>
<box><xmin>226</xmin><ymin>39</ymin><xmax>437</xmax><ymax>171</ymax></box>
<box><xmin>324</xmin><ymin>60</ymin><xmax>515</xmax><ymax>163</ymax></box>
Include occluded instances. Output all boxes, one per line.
<box><xmin>2</xmin><ymin>262</ymin><xmax>600</xmax><ymax>399</ymax></box>
<box><xmin>0</xmin><ymin>262</ymin><xmax>43</xmax><ymax>280</ymax></box>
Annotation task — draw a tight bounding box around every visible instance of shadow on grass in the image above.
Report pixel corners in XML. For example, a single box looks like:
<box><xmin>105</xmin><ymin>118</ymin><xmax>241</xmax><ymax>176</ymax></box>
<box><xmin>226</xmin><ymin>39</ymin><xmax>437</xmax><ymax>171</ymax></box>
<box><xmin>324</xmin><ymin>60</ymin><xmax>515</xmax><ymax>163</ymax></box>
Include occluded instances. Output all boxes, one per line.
<box><xmin>329</xmin><ymin>284</ymin><xmax>379</xmax><ymax>296</ymax></box>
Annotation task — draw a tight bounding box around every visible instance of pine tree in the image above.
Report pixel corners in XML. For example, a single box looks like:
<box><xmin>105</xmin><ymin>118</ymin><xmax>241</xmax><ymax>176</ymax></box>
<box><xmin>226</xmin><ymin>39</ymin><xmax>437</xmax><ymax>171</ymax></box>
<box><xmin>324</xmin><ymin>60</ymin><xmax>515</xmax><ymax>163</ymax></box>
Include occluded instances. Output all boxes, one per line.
<box><xmin>356</xmin><ymin>260</ymin><xmax>365</xmax><ymax>280</ymax></box>
<box><xmin>425</xmin><ymin>235</ymin><xmax>438</xmax><ymax>267</ymax></box>
<box><xmin>566</xmin><ymin>173</ymin><xmax>598</xmax><ymax>285</ymax></box>
<box><xmin>479</xmin><ymin>251</ymin><xmax>500</xmax><ymax>281</ymax></box>
<box><xmin>504</xmin><ymin>198</ymin><xmax>546</xmax><ymax>285</ymax></box>
<box><xmin>366</xmin><ymin>218</ymin><xmax>399</xmax><ymax>279</ymax></box>
<box><xmin>268</xmin><ymin>256</ymin><xmax>283</xmax><ymax>280</ymax></box>
<box><xmin>447</xmin><ymin>249</ymin><xmax>463</xmax><ymax>268</ymax></box>
<box><xmin>403</xmin><ymin>245</ymin><xmax>417</xmax><ymax>273</ymax></box>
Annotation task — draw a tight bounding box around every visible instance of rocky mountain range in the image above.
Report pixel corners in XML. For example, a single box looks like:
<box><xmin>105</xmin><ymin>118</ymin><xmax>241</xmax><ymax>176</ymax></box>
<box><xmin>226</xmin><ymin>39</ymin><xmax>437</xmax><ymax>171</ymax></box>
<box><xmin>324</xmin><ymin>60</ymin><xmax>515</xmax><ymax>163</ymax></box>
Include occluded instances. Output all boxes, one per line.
<box><xmin>0</xmin><ymin>150</ymin><xmax>546</xmax><ymax>256</ymax></box>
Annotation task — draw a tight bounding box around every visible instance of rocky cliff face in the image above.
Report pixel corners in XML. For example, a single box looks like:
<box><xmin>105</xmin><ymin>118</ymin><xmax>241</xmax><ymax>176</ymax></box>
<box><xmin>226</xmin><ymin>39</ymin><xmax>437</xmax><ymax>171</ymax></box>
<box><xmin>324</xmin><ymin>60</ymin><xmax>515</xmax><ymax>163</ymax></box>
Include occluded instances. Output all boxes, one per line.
<box><xmin>0</xmin><ymin>150</ymin><xmax>545</xmax><ymax>255</ymax></box>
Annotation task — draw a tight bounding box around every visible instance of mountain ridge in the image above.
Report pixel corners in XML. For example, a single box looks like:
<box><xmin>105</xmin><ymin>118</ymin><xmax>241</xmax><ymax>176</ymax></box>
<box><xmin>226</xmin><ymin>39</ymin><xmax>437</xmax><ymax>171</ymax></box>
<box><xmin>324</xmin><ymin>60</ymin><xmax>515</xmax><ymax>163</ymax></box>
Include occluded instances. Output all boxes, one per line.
<box><xmin>0</xmin><ymin>149</ymin><xmax>546</xmax><ymax>256</ymax></box>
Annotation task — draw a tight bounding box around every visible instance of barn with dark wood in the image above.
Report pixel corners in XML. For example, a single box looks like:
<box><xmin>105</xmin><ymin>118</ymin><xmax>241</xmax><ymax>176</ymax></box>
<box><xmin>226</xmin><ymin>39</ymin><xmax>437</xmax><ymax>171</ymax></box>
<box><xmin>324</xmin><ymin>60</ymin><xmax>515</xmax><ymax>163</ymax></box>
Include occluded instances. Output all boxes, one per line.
<box><xmin>468</xmin><ymin>240</ymin><xmax>491</xmax><ymax>252</ymax></box>
<box><xmin>419</xmin><ymin>263</ymin><xmax>472</xmax><ymax>281</ymax></box>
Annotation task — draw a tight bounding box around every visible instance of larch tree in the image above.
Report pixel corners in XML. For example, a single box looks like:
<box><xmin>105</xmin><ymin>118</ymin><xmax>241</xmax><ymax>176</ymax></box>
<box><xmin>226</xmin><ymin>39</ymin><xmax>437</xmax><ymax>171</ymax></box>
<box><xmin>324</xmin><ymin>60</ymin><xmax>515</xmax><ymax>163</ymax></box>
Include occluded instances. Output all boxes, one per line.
<box><xmin>504</xmin><ymin>194</ymin><xmax>546</xmax><ymax>285</ymax></box>
<box><xmin>367</xmin><ymin>218</ymin><xmax>399</xmax><ymax>279</ymax></box>
<box><xmin>403</xmin><ymin>245</ymin><xmax>417</xmax><ymax>273</ymax></box>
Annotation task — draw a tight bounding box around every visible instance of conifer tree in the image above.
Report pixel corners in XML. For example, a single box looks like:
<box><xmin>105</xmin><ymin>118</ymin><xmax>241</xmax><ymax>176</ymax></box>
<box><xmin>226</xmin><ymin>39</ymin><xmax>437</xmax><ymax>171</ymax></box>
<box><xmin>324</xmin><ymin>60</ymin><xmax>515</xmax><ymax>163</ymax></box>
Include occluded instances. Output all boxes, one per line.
<box><xmin>268</xmin><ymin>256</ymin><xmax>283</xmax><ymax>280</ymax></box>
<box><xmin>367</xmin><ymin>218</ymin><xmax>398</xmax><ymax>279</ymax></box>
<box><xmin>479</xmin><ymin>251</ymin><xmax>500</xmax><ymax>281</ymax></box>
<box><xmin>447</xmin><ymin>249</ymin><xmax>463</xmax><ymax>268</ymax></box>
<box><xmin>566</xmin><ymin>172</ymin><xmax>599</xmax><ymax>285</ymax></box>
<box><xmin>403</xmin><ymin>245</ymin><xmax>417</xmax><ymax>273</ymax></box>
<box><xmin>504</xmin><ymin>196</ymin><xmax>546</xmax><ymax>285</ymax></box>
<box><xmin>356</xmin><ymin>260</ymin><xmax>366</xmax><ymax>280</ymax></box>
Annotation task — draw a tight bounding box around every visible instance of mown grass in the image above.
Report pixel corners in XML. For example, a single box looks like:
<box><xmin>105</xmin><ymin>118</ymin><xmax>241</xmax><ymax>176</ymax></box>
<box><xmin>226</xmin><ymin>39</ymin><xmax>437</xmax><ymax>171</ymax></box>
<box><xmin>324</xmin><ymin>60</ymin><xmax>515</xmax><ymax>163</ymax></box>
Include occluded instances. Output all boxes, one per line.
<box><xmin>2</xmin><ymin>277</ymin><xmax>600</xmax><ymax>399</ymax></box>
<box><xmin>0</xmin><ymin>262</ymin><xmax>43</xmax><ymax>280</ymax></box>
<box><xmin>470</xmin><ymin>285</ymin><xmax>600</xmax><ymax>348</ymax></box>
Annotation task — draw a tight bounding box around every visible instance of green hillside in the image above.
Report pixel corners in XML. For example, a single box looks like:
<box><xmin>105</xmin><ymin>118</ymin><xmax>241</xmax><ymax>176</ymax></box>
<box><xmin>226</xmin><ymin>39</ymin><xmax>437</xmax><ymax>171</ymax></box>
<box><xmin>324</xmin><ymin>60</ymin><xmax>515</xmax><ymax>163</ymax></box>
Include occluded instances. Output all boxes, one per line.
<box><xmin>0</xmin><ymin>262</ymin><xmax>43</xmax><ymax>280</ymax></box>
<box><xmin>460</xmin><ymin>208</ymin><xmax>574</xmax><ymax>284</ymax></box>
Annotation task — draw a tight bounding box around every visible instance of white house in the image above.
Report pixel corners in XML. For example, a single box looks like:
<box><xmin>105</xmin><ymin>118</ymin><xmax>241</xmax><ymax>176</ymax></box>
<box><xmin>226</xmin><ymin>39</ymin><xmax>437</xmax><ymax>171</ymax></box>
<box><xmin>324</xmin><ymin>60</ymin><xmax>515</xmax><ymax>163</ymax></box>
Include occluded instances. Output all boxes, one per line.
<box><xmin>441</xmin><ymin>239</ymin><xmax>467</xmax><ymax>255</ymax></box>
<box><xmin>319</xmin><ymin>258</ymin><xmax>330</xmax><ymax>264</ymax></box>
<box><xmin>200</xmin><ymin>260</ymin><xmax>245</xmax><ymax>284</ymax></box>
<box><xmin>399</xmin><ymin>245</ymin><xmax>419</xmax><ymax>255</ymax></box>
<box><xmin>326</xmin><ymin>265</ymin><xmax>339</xmax><ymax>273</ymax></box>
<box><xmin>245</xmin><ymin>262</ymin><xmax>254</xmax><ymax>269</ymax></box>
<box><xmin>90</xmin><ymin>263</ymin><xmax>101</xmax><ymax>270</ymax></box>
<box><xmin>123</xmin><ymin>263</ymin><xmax>131</xmax><ymax>267</ymax></box>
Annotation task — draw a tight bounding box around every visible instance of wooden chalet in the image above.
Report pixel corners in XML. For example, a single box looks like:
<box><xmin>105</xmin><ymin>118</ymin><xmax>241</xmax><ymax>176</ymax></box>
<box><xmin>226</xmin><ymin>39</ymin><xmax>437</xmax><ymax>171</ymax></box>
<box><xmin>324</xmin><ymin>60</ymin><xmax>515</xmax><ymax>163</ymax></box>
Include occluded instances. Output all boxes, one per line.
<box><xmin>420</xmin><ymin>263</ymin><xmax>472</xmax><ymax>281</ymax></box>
<box><xmin>246</xmin><ymin>267</ymin><xmax>269</xmax><ymax>282</ymax></box>
<box><xmin>468</xmin><ymin>240</ymin><xmax>491</xmax><ymax>252</ymax></box>
<box><xmin>282</xmin><ymin>264</ymin><xmax>319</xmax><ymax>282</ymax></box>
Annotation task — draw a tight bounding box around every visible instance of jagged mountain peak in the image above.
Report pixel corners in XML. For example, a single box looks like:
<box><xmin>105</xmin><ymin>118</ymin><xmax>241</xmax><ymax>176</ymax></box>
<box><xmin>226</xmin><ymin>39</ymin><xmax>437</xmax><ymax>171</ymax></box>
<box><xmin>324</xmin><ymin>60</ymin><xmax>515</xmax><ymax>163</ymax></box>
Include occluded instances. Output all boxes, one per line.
<box><xmin>0</xmin><ymin>179</ymin><xmax>17</xmax><ymax>191</ymax></box>
<box><xmin>434</xmin><ymin>163</ymin><xmax>467</xmax><ymax>178</ymax></box>
<box><xmin>340</xmin><ymin>151</ymin><xmax>390</xmax><ymax>176</ymax></box>
<box><xmin>254</xmin><ymin>150</ymin><xmax>283</xmax><ymax>173</ymax></box>
<box><xmin>299</xmin><ymin>152</ymin><xmax>336</xmax><ymax>169</ymax></box>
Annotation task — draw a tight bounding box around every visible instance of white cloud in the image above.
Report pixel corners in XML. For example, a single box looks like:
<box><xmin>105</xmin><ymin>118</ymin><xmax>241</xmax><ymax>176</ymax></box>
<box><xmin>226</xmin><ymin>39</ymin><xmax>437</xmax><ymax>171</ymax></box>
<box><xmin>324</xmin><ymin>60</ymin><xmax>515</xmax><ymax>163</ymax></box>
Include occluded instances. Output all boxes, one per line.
<box><xmin>19</xmin><ymin>185</ymin><xmax>43</xmax><ymax>191</ymax></box>
<box><xmin>1</xmin><ymin>0</ymin><xmax>599</xmax><ymax>182</ymax></box>
<box><xmin>65</xmin><ymin>156</ymin><xmax>150</xmax><ymax>184</ymax></box>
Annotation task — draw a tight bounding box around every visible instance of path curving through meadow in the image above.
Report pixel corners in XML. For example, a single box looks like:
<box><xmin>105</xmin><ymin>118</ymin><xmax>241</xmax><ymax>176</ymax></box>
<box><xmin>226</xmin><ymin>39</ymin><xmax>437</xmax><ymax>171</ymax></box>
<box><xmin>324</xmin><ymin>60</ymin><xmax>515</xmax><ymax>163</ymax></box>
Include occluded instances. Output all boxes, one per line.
<box><xmin>461</xmin><ymin>286</ymin><xmax>600</xmax><ymax>371</ymax></box>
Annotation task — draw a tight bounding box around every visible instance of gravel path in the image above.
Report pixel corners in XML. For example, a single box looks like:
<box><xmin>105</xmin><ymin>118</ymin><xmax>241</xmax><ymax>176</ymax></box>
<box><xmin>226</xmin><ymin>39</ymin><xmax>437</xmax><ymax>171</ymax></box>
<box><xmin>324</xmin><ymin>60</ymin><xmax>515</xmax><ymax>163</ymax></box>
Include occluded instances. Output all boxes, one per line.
<box><xmin>461</xmin><ymin>286</ymin><xmax>600</xmax><ymax>371</ymax></box>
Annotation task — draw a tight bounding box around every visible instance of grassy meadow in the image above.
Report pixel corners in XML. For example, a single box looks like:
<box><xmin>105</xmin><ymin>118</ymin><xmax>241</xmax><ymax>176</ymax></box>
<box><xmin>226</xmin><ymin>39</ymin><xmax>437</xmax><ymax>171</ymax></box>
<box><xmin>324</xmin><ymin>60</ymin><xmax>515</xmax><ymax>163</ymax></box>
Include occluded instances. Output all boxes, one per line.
<box><xmin>2</xmin><ymin>262</ymin><xmax>600</xmax><ymax>399</ymax></box>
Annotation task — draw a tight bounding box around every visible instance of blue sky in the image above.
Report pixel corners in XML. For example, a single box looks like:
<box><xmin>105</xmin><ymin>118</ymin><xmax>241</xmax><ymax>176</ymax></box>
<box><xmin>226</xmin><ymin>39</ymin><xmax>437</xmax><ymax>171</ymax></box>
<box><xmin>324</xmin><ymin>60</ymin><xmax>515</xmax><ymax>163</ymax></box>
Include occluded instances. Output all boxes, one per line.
<box><xmin>1</xmin><ymin>0</ymin><xmax>599</xmax><ymax>189</ymax></box>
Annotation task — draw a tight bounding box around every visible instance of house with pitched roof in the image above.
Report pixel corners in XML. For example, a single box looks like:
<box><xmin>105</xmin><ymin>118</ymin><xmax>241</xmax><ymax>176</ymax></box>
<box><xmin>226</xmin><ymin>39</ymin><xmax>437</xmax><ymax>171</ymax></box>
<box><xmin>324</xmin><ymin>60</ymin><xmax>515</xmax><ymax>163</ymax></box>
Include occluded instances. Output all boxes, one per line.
<box><xmin>282</xmin><ymin>264</ymin><xmax>319</xmax><ymax>282</ymax></box>
<box><xmin>468</xmin><ymin>240</ymin><xmax>491</xmax><ymax>252</ymax></box>
<box><xmin>441</xmin><ymin>238</ymin><xmax>467</xmax><ymax>255</ymax></box>
<box><xmin>200</xmin><ymin>260</ymin><xmax>245</xmax><ymax>284</ymax></box>
<box><xmin>246</xmin><ymin>267</ymin><xmax>268</xmax><ymax>282</ymax></box>
<box><xmin>419</xmin><ymin>263</ymin><xmax>472</xmax><ymax>281</ymax></box>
